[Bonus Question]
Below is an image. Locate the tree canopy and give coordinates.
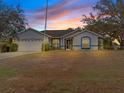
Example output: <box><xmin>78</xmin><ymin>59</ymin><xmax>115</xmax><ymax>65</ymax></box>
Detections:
<box><xmin>0</xmin><ymin>0</ymin><xmax>27</xmax><ymax>39</ymax></box>
<box><xmin>82</xmin><ymin>0</ymin><xmax>124</xmax><ymax>46</ymax></box>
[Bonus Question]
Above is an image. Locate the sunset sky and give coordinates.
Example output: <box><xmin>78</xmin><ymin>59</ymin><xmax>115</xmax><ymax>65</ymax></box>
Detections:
<box><xmin>4</xmin><ymin>0</ymin><xmax>98</xmax><ymax>31</ymax></box>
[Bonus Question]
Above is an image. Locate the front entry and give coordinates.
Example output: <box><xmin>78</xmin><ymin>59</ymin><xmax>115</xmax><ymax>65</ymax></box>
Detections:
<box><xmin>65</xmin><ymin>38</ymin><xmax>73</xmax><ymax>50</ymax></box>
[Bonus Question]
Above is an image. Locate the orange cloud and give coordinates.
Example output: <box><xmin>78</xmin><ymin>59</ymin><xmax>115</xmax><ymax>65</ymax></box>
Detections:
<box><xmin>48</xmin><ymin>17</ymin><xmax>86</xmax><ymax>30</ymax></box>
<box><xmin>48</xmin><ymin>10</ymin><xmax>71</xmax><ymax>20</ymax></box>
<box><xmin>25</xmin><ymin>0</ymin><xmax>93</xmax><ymax>30</ymax></box>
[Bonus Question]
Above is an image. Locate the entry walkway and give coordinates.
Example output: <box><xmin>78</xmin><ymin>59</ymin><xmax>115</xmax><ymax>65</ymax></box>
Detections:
<box><xmin>0</xmin><ymin>52</ymin><xmax>38</xmax><ymax>60</ymax></box>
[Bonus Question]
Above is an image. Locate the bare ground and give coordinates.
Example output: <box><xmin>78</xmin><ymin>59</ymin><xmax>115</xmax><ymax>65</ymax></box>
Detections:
<box><xmin>0</xmin><ymin>50</ymin><xmax>124</xmax><ymax>93</ymax></box>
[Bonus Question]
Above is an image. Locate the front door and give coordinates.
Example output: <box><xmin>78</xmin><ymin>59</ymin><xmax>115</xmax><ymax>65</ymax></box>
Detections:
<box><xmin>65</xmin><ymin>39</ymin><xmax>73</xmax><ymax>50</ymax></box>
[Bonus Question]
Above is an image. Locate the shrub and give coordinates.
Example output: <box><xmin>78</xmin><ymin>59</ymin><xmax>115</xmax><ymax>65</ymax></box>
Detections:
<box><xmin>10</xmin><ymin>43</ymin><xmax>18</xmax><ymax>52</ymax></box>
<box><xmin>103</xmin><ymin>38</ymin><xmax>112</xmax><ymax>50</ymax></box>
<box><xmin>42</xmin><ymin>43</ymin><xmax>50</xmax><ymax>51</ymax></box>
<box><xmin>0</xmin><ymin>42</ymin><xmax>7</xmax><ymax>53</ymax></box>
<box><xmin>0</xmin><ymin>41</ymin><xmax>18</xmax><ymax>52</ymax></box>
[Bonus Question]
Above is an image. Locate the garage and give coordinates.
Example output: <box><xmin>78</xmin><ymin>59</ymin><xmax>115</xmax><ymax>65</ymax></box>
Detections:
<box><xmin>15</xmin><ymin>28</ymin><xmax>49</xmax><ymax>52</ymax></box>
<box><xmin>17</xmin><ymin>40</ymin><xmax>43</xmax><ymax>52</ymax></box>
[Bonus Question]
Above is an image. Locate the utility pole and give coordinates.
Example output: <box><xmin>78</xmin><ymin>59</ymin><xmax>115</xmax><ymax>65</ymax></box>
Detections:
<box><xmin>44</xmin><ymin>0</ymin><xmax>48</xmax><ymax>31</ymax></box>
<box><xmin>43</xmin><ymin>0</ymin><xmax>48</xmax><ymax>51</ymax></box>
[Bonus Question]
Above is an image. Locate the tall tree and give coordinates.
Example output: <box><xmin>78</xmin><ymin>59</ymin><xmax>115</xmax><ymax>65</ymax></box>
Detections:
<box><xmin>0</xmin><ymin>0</ymin><xmax>27</xmax><ymax>40</ymax></box>
<box><xmin>82</xmin><ymin>0</ymin><xmax>124</xmax><ymax>47</ymax></box>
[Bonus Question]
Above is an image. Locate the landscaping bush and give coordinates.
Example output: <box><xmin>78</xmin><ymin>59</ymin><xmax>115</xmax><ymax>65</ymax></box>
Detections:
<box><xmin>10</xmin><ymin>43</ymin><xmax>18</xmax><ymax>52</ymax></box>
<box><xmin>103</xmin><ymin>38</ymin><xmax>112</xmax><ymax>50</ymax></box>
<box><xmin>0</xmin><ymin>41</ymin><xmax>18</xmax><ymax>52</ymax></box>
<box><xmin>0</xmin><ymin>43</ymin><xmax>7</xmax><ymax>53</ymax></box>
<box><xmin>42</xmin><ymin>43</ymin><xmax>50</xmax><ymax>51</ymax></box>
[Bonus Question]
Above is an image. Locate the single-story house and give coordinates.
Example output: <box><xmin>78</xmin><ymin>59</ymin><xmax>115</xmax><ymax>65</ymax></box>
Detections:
<box><xmin>15</xmin><ymin>28</ymin><xmax>103</xmax><ymax>52</ymax></box>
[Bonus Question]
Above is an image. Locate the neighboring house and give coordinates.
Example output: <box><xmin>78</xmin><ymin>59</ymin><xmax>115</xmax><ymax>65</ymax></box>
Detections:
<box><xmin>15</xmin><ymin>28</ymin><xmax>103</xmax><ymax>52</ymax></box>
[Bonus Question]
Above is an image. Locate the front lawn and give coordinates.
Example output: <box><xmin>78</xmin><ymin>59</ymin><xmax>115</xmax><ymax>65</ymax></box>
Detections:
<box><xmin>0</xmin><ymin>51</ymin><xmax>124</xmax><ymax>93</ymax></box>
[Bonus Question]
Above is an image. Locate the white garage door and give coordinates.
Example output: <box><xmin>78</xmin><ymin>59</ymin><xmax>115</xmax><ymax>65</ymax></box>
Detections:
<box><xmin>17</xmin><ymin>40</ymin><xmax>42</xmax><ymax>52</ymax></box>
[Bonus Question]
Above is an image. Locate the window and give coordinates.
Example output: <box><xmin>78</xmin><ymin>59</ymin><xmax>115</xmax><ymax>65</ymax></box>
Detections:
<box><xmin>82</xmin><ymin>37</ymin><xmax>91</xmax><ymax>49</ymax></box>
<box><xmin>52</xmin><ymin>39</ymin><xmax>60</xmax><ymax>48</ymax></box>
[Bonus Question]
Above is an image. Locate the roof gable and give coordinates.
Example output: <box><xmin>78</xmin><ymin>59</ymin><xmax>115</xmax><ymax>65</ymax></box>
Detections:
<box><xmin>42</xmin><ymin>30</ymin><xmax>75</xmax><ymax>37</ymax></box>
<box><xmin>63</xmin><ymin>30</ymin><xmax>103</xmax><ymax>38</ymax></box>
<box><xmin>16</xmin><ymin>28</ymin><xmax>45</xmax><ymax>40</ymax></box>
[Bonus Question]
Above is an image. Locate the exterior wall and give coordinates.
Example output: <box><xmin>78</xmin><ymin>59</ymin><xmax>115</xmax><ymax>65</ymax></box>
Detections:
<box><xmin>73</xmin><ymin>32</ymin><xmax>99</xmax><ymax>50</ymax></box>
<box><xmin>60</xmin><ymin>37</ymin><xmax>65</xmax><ymax>49</ymax></box>
<box><xmin>43</xmin><ymin>37</ymin><xmax>49</xmax><ymax>44</ymax></box>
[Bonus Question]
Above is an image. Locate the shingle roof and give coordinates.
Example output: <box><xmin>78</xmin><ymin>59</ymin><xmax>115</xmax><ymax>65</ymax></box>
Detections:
<box><xmin>41</xmin><ymin>30</ymin><xmax>75</xmax><ymax>37</ymax></box>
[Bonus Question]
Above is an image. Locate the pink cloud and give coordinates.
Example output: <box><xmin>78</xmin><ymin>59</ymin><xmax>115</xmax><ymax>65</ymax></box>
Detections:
<box><xmin>25</xmin><ymin>0</ymin><xmax>93</xmax><ymax>30</ymax></box>
<box><xmin>48</xmin><ymin>17</ymin><xmax>87</xmax><ymax>30</ymax></box>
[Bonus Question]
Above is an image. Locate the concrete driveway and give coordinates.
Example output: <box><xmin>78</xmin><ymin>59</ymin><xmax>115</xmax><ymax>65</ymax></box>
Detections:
<box><xmin>0</xmin><ymin>52</ymin><xmax>38</xmax><ymax>60</ymax></box>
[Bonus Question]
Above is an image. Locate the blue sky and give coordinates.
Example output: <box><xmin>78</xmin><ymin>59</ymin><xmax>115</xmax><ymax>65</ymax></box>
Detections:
<box><xmin>4</xmin><ymin>0</ymin><xmax>98</xmax><ymax>31</ymax></box>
